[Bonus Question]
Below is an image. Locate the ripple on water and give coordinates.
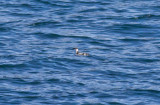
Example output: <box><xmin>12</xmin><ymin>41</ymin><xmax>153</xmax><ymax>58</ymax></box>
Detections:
<box><xmin>0</xmin><ymin>0</ymin><xmax>160</xmax><ymax>104</ymax></box>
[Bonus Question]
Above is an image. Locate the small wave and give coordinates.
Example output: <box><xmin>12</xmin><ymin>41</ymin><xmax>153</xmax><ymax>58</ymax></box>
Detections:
<box><xmin>89</xmin><ymin>41</ymin><xmax>108</xmax><ymax>47</ymax></box>
<box><xmin>79</xmin><ymin>7</ymin><xmax>106</xmax><ymax>13</ymax></box>
<box><xmin>95</xmin><ymin>93</ymin><xmax>113</xmax><ymax>98</ymax></box>
<box><xmin>46</xmin><ymin>78</ymin><xmax>60</xmax><ymax>83</ymax></box>
<box><xmin>10</xmin><ymin>12</ymin><xmax>34</xmax><ymax>17</ymax></box>
<box><xmin>131</xmin><ymin>88</ymin><xmax>160</xmax><ymax>95</ymax></box>
<box><xmin>113</xmin><ymin>23</ymin><xmax>152</xmax><ymax>30</ymax></box>
<box><xmin>0</xmin><ymin>42</ymin><xmax>6</xmax><ymax>46</ymax></box>
<box><xmin>119</xmin><ymin>37</ymin><xmax>152</xmax><ymax>42</ymax></box>
<box><xmin>0</xmin><ymin>63</ymin><xmax>26</xmax><ymax>68</ymax></box>
<box><xmin>34</xmin><ymin>32</ymin><xmax>64</xmax><ymax>39</ymax></box>
<box><xmin>78</xmin><ymin>1</ymin><xmax>103</xmax><ymax>5</ymax></box>
<box><xmin>126</xmin><ymin>58</ymin><xmax>160</xmax><ymax>63</ymax></box>
<box><xmin>132</xmin><ymin>14</ymin><xmax>160</xmax><ymax>20</ymax></box>
<box><xmin>35</xmin><ymin>0</ymin><xmax>72</xmax><ymax>8</ymax></box>
<box><xmin>0</xmin><ymin>27</ymin><xmax>12</xmax><ymax>32</ymax></box>
<box><xmin>34</xmin><ymin>32</ymin><xmax>95</xmax><ymax>41</ymax></box>
<box><xmin>108</xmin><ymin>102</ymin><xmax>125</xmax><ymax>105</ymax></box>
<box><xmin>29</xmin><ymin>21</ymin><xmax>61</xmax><ymax>28</ymax></box>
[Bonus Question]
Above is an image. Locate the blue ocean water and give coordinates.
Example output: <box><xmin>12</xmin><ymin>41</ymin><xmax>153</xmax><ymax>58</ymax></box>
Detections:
<box><xmin>0</xmin><ymin>0</ymin><xmax>160</xmax><ymax>104</ymax></box>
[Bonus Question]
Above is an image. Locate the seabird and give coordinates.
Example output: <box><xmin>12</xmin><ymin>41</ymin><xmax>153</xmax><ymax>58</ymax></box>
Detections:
<box><xmin>73</xmin><ymin>48</ymin><xmax>89</xmax><ymax>56</ymax></box>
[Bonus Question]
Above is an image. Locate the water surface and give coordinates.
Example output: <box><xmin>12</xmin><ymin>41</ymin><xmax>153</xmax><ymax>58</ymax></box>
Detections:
<box><xmin>0</xmin><ymin>0</ymin><xmax>160</xmax><ymax>104</ymax></box>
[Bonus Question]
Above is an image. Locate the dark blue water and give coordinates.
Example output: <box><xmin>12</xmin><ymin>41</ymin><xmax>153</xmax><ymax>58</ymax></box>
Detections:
<box><xmin>0</xmin><ymin>0</ymin><xmax>160</xmax><ymax>104</ymax></box>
